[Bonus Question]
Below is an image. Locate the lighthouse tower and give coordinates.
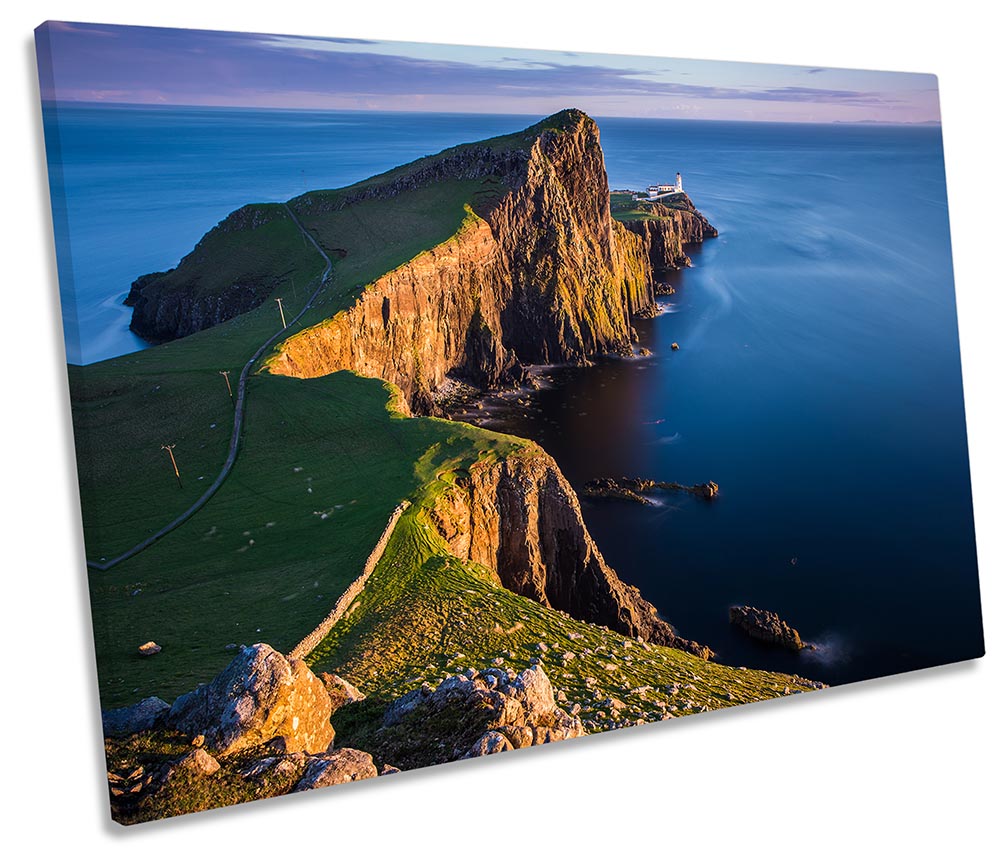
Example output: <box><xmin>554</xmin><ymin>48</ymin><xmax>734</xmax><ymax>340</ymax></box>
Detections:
<box><xmin>676</xmin><ymin>172</ymin><xmax>683</xmax><ymax>193</ymax></box>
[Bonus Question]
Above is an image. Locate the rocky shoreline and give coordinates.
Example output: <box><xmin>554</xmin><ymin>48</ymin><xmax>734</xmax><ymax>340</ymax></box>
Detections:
<box><xmin>582</xmin><ymin>476</ymin><xmax>720</xmax><ymax>504</ymax></box>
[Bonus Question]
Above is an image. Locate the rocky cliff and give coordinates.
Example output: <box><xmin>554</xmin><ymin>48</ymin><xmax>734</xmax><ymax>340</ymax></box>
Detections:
<box><xmin>618</xmin><ymin>197</ymin><xmax>719</xmax><ymax>274</ymax></box>
<box><xmin>426</xmin><ymin>448</ymin><xmax>713</xmax><ymax>658</ymax></box>
<box><xmin>125</xmin><ymin>205</ymin><xmax>292</xmax><ymax>342</ymax></box>
<box><xmin>266</xmin><ymin>110</ymin><xmax>676</xmax><ymax>413</ymax></box>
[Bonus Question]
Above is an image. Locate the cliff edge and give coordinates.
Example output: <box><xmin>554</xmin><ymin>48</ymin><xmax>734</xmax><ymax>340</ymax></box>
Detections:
<box><xmin>427</xmin><ymin>447</ymin><xmax>713</xmax><ymax>658</ymax></box>
<box><xmin>263</xmin><ymin>109</ymin><xmax>714</xmax><ymax>412</ymax></box>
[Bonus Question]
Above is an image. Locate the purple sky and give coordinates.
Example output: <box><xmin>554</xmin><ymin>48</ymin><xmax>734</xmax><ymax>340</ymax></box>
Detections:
<box><xmin>35</xmin><ymin>21</ymin><xmax>941</xmax><ymax>124</ymax></box>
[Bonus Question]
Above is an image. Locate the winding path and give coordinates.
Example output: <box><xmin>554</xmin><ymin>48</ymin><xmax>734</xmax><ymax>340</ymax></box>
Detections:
<box><xmin>87</xmin><ymin>204</ymin><xmax>333</xmax><ymax>571</ymax></box>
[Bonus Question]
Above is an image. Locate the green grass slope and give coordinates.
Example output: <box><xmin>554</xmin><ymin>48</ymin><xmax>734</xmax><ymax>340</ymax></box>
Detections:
<box><xmin>87</xmin><ymin>372</ymin><xmax>528</xmax><ymax>708</ymax></box>
<box><xmin>306</xmin><ymin>495</ymin><xmax>819</xmax><ymax>756</ymax></box>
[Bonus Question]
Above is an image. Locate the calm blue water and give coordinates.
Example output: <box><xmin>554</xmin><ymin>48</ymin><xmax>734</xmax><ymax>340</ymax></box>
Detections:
<box><xmin>43</xmin><ymin>105</ymin><xmax>983</xmax><ymax>684</ymax></box>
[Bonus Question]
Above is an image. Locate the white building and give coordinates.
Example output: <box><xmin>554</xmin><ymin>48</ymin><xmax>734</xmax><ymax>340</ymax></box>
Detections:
<box><xmin>646</xmin><ymin>172</ymin><xmax>684</xmax><ymax>199</ymax></box>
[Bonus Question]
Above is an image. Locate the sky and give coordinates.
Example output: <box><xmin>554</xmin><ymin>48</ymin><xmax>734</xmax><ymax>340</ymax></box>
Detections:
<box><xmin>35</xmin><ymin>21</ymin><xmax>941</xmax><ymax>124</ymax></box>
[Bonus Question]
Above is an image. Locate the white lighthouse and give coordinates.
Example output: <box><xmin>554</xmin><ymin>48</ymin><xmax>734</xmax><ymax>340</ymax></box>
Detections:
<box><xmin>644</xmin><ymin>172</ymin><xmax>685</xmax><ymax>200</ymax></box>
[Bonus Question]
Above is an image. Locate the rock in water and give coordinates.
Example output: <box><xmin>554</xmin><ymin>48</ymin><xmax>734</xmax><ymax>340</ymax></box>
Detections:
<box><xmin>729</xmin><ymin>605</ymin><xmax>810</xmax><ymax>651</ymax></box>
<box><xmin>693</xmin><ymin>481</ymin><xmax>719</xmax><ymax>500</ymax></box>
<box><xmin>167</xmin><ymin>643</ymin><xmax>334</xmax><ymax>757</ymax></box>
<box><xmin>138</xmin><ymin>641</ymin><xmax>161</xmax><ymax>656</ymax></box>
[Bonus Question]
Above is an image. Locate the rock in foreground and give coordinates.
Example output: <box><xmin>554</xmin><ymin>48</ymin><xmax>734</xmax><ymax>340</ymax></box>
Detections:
<box><xmin>293</xmin><ymin>748</ymin><xmax>379</xmax><ymax>792</ymax></box>
<box><xmin>375</xmin><ymin>664</ymin><xmax>583</xmax><ymax>769</ymax></box>
<box><xmin>729</xmin><ymin>605</ymin><xmax>812</xmax><ymax>652</ymax></box>
<box><xmin>167</xmin><ymin>644</ymin><xmax>334</xmax><ymax>757</ymax></box>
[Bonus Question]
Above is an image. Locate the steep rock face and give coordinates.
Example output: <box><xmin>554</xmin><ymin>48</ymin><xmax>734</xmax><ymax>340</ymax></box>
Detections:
<box><xmin>267</xmin><ymin>216</ymin><xmax>515</xmax><ymax>414</ymax></box>
<box><xmin>427</xmin><ymin>449</ymin><xmax>713</xmax><ymax>658</ymax></box>
<box><xmin>166</xmin><ymin>644</ymin><xmax>334</xmax><ymax>757</ymax></box>
<box><xmin>619</xmin><ymin>197</ymin><xmax>719</xmax><ymax>274</ymax></box>
<box><xmin>267</xmin><ymin>110</ymin><xmax>657</xmax><ymax>413</ymax></box>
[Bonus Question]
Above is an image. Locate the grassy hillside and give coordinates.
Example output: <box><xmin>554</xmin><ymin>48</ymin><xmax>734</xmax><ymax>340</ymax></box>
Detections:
<box><xmin>308</xmin><ymin>497</ymin><xmax>818</xmax><ymax>747</ymax></box>
<box><xmin>75</xmin><ymin>154</ymin><xmax>524</xmax><ymax>708</ymax></box>
<box><xmin>87</xmin><ymin>371</ymin><xmax>528</xmax><ymax>708</ymax></box>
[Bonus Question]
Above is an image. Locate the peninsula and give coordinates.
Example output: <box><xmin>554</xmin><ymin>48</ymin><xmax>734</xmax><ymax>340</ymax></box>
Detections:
<box><xmin>74</xmin><ymin>110</ymin><xmax>820</xmax><ymax>823</ymax></box>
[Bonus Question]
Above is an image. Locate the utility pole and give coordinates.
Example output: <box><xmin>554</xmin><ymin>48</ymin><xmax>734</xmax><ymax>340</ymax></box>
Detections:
<box><xmin>276</xmin><ymin>297</ymin><xmax>287</xmax><ymax>329</ymax></box>
<box><xmin>161</xmin><ymin>444</ymin><xmax>182</xmax><ymax>489</ymax></box>
<box><xmin>219</xmin><ymin>370</ymin><xmax>232</xmax><ymax>398</ymax></box>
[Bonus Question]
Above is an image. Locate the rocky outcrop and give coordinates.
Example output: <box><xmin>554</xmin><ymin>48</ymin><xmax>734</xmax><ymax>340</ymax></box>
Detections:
<box><xmin>375</xmin><ymin>664</ymin><xmax>583</xmax><ymax>769</ymax></box>
<box><xmin>729</xmin><ymin>606</ymin><xmax>813</xmax><ymax>651</ymax></box>
<box><xmin>618</xmin><ymin>196</ymin><xmax>718</xmax><ymax>274</ymax></box>
<box><xmin>427</xmin><ymin>449</ymin><xmax>713</xmax><ymax>658</ymax></box>
<box><xmin>166</xmin><ymin>644</ymin><xmax>334</xmax><ymax>757</ymax></box>
<box><xmin>267</xmin><ymin>110</ymin><xmax>683</xmax><ymax>414</ymax></box>
<box><xmin>125</xmin><ymin>205</ymin><xmax>289</xmax><ymax>343</ymax></box>
<box><xmin>582</xmin><ymin>476</ymin><xmax>719</xmax><ymax>504</ymax></box>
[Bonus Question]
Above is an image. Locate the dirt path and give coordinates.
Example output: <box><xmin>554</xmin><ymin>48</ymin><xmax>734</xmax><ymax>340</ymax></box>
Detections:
<box><xmin>87</xmin><ymin>204</ymin><xmax>333</xmax><ymax>571</ymax></box>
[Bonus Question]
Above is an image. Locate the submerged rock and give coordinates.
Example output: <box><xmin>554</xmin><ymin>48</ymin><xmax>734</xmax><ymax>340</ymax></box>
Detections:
<box><xmin>729</xmin><ymin>605</ymin><xmax>813</xmax><ymax>652</ymax></box>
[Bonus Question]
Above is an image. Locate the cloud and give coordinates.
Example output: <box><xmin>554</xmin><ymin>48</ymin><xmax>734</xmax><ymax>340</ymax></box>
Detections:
<box><xmin>37</xmin><ymin>22</ymin><xmax>922</xmax><ymax>119</ymax></box>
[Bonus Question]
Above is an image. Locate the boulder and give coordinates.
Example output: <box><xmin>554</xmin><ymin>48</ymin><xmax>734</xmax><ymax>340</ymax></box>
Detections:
<box><xmin>464</xmin><ymin>731</ymin><xmax>514</xmax><ymax>758</ymax></box>
<box><xmin>692</xmin><ymin>481</ymin><xmax>720</xmax><ymax>500</ymax></box>
<box><xmin>138</xmin><ymin>641</ymin><xmax>161</xmax><ymax>656</ymax></box>
<box><xmin>167</xmin><ymin>643</ymin><xmax>334</xmax><ymax>757</ymax></box>
<box><xmin>379</xmin><ymin>664</ymin><xmax>583</xmax><ymax>767</ymax></box>
<box><xmin>102</xmin><ymin>696</ymin><xmax>170</xmax><ymax>737</ymax></box>
<box><xmin>171</xmin><ymin>748</ymin><xmax>220</xmax><ymax>777</ymax></box>
<box><xmin>318</xmin><ymin>672</ymin><xmax>366</xmax><ymax>712</ymax></box>
<box><xmin>729</xmin><ymin>605</ymin><xmax>811</xmax><ymax>651</ymax></box>
<box><xmin>239</xmin><ymin>753</ymin><xmax>308</xmax><ymax>781</ymax></box>
<box><xmin>293</xmin><ymin>749</ymin><xmax>378</xmax><ymax>791</ymax></box>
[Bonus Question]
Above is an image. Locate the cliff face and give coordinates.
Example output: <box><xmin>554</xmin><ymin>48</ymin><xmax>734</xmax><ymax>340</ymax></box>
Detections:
<box><xmin>266</xmin><ymin>110</ymin><xmax>658</xmax><ymax>412</ymax></box>
<box><xmin>125</xmin><ymin>205</ymin><xmax>297</xmax><ymax>343</ymax></box>
<box><xmin>618</xmin><ymin>197</ymin><xmax>719</xmax><ymax>274</ymax></box>
<box><xmin>427</xmin><ymin>449</ymin><xmax>713</xmax><ymax>659</ymax></box>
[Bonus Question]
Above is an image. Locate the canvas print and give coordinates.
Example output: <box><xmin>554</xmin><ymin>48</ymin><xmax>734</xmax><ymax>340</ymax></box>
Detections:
<box><xmin>35</xmin><ymin>21</ymin><xmax>983</xmax><ymax>824</ymax></box>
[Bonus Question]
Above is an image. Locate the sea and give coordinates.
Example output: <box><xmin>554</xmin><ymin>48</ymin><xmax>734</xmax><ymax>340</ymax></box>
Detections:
<box><xmin>41</xmin><ymin>103</ymin><xmax>983</xmax><ymax>685</ymax></box>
